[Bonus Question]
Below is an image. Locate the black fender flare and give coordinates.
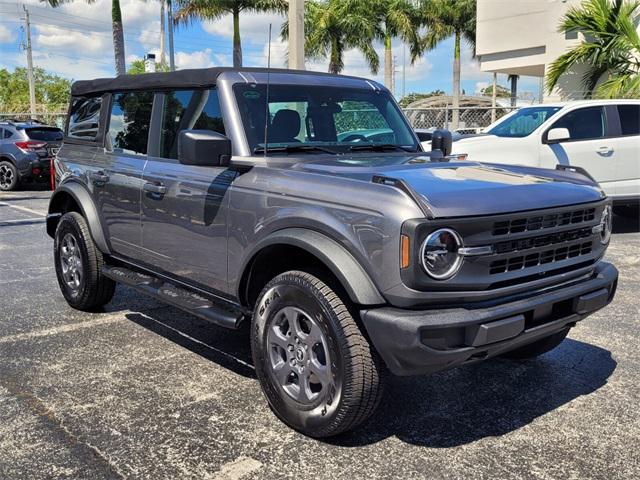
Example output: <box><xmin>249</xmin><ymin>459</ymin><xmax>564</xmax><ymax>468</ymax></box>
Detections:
<box><xmin>240</xmin><ymin>228</ymin><xmax>386</xmax><ymax>306</ymax></box>
<box><xmin>47</xmin><ymin>182</ymin><xmax>111</xmax><ymax>254</ymax></box>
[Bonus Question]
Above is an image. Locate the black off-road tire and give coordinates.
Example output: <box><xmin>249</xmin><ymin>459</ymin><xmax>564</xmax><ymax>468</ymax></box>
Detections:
<box><xmin>501</xmin><ymin>329</ymin><xmax>569</xmax><ymax>360</ymax></box>
<box><xmin>54</xmin><ymin>212</ymin><xmax>116</xmax><ymax>310</ymax></box>
<box><xmin>251</xmin><ymin>271</ymin><xmax>386</xmax><ymax>437</ymax></box>
<box><xmin>0</xmin><ymin>161</ymin><xmax>19</xmax><ymax>191</ymax></box>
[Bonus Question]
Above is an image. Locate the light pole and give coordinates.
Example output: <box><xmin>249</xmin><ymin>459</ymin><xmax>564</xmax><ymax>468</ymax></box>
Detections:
<box><xmin>288</xmin><ymin>0</ymin><xmax>304</xmax><ymax>70</ymax></box>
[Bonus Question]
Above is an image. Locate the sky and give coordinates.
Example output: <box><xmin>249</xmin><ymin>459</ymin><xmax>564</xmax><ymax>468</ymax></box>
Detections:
<box><xmin>0</xmin><ymin>0</ymin><xmax>542</xmax><ymax>101</ymax></box>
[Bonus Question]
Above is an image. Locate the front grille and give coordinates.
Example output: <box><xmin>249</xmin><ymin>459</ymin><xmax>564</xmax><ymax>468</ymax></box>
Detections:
<box><xmin>490</xmin><ymin>241</ymin><xmax>593</xmax><ymax>274</ymax></box>
<box><xmin>494</xmin><ymin>226</ymin><xmax>593</xmax><ymax>254</ymax></box>
<box><xmin>492</xmin><ymin>208</ymin><xmax>596</xmax><ymax>235</ymax></box>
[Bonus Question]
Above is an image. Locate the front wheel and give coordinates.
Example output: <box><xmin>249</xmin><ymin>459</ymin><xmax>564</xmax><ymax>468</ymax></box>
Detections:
<box><xmin>251</xmin><ymin>271</ymin><xmax>385</xmax><ymax>437</ymax></box>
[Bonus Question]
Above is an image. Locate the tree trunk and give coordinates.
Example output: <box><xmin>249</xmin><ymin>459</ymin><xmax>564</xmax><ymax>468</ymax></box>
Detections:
<box><xmin>451</xmin><ymin>31</ymin><xmax>460</xmax><ymax>130</ymax></box>
<box><xmin>510</xmin><ymin>75</ymin><xmax>518</xmax><ymax>107</ymax></box>
<box><xmin>233</xmin><ymin>8</ymin><xmax>242</xmax><ymax>67</ymax></box>
<box><xmin>384</xmin><ymin>33</ymin><xmax>393</xmax><ymax>90</ymax></box>
<box><xmin>329</xmin><ymin>37</ymin><xmax>340</xmax><ymax>74</ymax></box>
<box><xmin>491</xmin><ymin>71</ymin><xmax>497</xmax><ymax>123</ymax></box>
<box><xmin>112</xmin><ymin>0</ymin><xmax>126</xmax><ymax>76</ymax></box>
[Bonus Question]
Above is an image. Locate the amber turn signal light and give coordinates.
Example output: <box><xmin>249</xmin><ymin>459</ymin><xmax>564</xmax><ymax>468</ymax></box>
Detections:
<box><xmin>400</xmin><ymin>235</ymin><xmax>410</xmax><ymax>269</ymax></box>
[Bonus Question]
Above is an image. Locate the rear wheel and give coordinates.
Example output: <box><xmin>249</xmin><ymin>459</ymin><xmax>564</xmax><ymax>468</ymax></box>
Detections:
<box><xmin>54</xmin><ymin>212</ymin><xmax>116</xmax><ymax>310</ymax></box>
<box><xmin>501</xmin><ymin>329</ymin><xmax>569</xmax><ymax>360</ymax></box>
<box><xmin>0</xmin><ymin>161</ymin><xmax>18</xmax><ymax>191</ymax></box>
<box><xmin>251</xmin><ymin>271</ymin><xmax>385</xmax><ymax>437</ymax></box>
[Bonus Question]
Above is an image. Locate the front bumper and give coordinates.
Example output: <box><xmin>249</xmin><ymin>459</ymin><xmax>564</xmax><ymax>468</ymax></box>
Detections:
<box><xmin>361</xmin><ymin>261</ymin><xmax>618</xmax><ymax>376</ymax></box>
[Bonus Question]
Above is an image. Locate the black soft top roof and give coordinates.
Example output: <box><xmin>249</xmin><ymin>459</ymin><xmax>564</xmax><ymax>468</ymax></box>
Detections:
<box><xmin>70</xmin><ymin>67</ymin><xmax>352</xmax><ymax>96</ymax></box>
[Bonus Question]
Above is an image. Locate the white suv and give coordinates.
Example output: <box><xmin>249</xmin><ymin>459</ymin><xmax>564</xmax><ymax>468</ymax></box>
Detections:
<box><xmin>440</xmin><ymin>100</ymin><xmax>640</xmax><ymax>217</ymax></box>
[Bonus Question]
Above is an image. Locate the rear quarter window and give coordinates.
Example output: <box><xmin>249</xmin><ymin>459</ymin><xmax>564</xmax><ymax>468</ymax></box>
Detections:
<box><xmin>68</xmin><ymin>96</ymin><xmax>102</xmax><ymax>140</ymax></box>
<box><xmin>617</xmin><ymin>105</ymin><xmax>640</xmax><ymax>136</ymax></box>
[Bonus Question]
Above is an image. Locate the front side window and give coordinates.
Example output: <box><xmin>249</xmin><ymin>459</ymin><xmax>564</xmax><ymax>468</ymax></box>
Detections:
<box><xmin>68</xmin><ymin>96</ymin><xmax>102</xmax><ymax>140</ymax></box>
<box><xmin>159</xmin><ymin>89</ymin><xmax>225</xmax><ymax>159</ymax></box>
<box><xmin>617</xmin><ymin>105</ymin><xmax>640</xmax><ymax>136</ymax></box>
<box><xmin>487</xmin><ymin>106</ymin><xmax>561</xmax><ymax>138</ymax></box>
<box><xmin>234</xmin><ymin>84</ymin><xmax>418</xmax><ymax>155</ymax></box>
<box><xmin>108</xmin><ymin>92</ymin><xmax>154</xmax><ymax>155</ymax></box>
<box><xmin>551</xmin><ymin>106</ymin><xmax>606</xmax><ymax>141</ymax></box>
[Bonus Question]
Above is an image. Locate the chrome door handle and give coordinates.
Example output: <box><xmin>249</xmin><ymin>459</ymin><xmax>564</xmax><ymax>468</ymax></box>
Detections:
<box><xmin>89</xmin><ymin>171</ymin><xmax>109</xmax><ymax>184</ymax></box>
<box><xmin>597</xmin><ymin>146</ymin><xmax>613</xmax><ymax>155</ymax></box>
<box><xmin>143</xmin><ymin>182</ymin><xmax>167</xmax><ymax>195</ymax></box>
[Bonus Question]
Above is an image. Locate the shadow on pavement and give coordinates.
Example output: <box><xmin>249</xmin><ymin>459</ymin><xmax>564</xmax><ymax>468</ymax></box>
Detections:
<box><xmin>334</xmin><ymin>338</ymin><xmax>615</xmax><ymax>448</ymax></box>
<box><xmin>124</xmin><ymin>307</ymin><xmax>615</xmax><ymax>448</ymax></box>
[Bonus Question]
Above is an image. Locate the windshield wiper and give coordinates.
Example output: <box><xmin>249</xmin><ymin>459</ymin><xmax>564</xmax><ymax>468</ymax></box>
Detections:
<box><xmin>348</xmin><ymin>143</ymin><xmax>415</xmax><ymax>152</ymax></box>
<box><xmin>253</xmin><ymin>144</ymin><xmax>337</xmax><ymax>155</ymax></box>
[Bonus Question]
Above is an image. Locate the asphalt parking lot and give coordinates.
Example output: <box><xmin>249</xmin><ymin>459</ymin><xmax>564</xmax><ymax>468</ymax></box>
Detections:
<box><xmin>0</xmin><ymin>188</ymin><xmax>638</xmax><ymax>480</ymax></box>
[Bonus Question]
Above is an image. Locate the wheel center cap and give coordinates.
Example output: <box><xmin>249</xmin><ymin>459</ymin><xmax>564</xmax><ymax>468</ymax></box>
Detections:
<box><xmin>295</xmin><ymin>347</ymin><xmax>305</xmax><ymax>362</ymax></box>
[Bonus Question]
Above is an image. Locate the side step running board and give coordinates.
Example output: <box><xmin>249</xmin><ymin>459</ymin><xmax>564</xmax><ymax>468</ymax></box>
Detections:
<box><xmin>101</xmin><ymin>265</ymin><xmax>244</xmax><ymax>329</ymax></box>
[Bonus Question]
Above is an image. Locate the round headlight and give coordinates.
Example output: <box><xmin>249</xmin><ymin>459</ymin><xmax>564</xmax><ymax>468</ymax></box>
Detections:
<box><xmin>600</xmin><ymin>205</ymin><xmax>612</xmax><ymax>244</ymax></box>
<box><xmin>420</xmin><ymin>228</ymin><xmax>464</xmax><ymax>280</ymax></box>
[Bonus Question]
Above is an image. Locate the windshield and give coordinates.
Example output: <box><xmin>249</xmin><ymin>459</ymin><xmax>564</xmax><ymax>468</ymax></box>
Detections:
<box><xmin>487</xmin><ymin>106</ymin><xmax>562</xmax><ymax>138</ymax></box>
<box><xmin>233</xmin><ymin>84</ymin><xmax>419</xmax><ymax>154</ymax></box>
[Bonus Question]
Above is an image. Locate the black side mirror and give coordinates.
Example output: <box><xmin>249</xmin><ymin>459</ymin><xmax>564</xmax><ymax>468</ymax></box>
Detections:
<box><xmin>178</xmin><ymin>130</ymin><xmax>231</xmax><ymax>166</ymax></box>
<box><xmin>431</xmin><ymin>129</ymin><xmax>453</xmax><ymax>156</ymax></box>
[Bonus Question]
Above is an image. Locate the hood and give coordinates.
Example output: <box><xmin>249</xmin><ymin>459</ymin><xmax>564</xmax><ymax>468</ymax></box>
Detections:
<box><xmin>290</xmin><ymin>154</ymin><xmax>605</xmax><ymax>218</ymax></box>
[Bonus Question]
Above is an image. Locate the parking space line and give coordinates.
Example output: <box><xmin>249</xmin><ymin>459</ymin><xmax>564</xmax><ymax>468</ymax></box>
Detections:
<box><xmin>213</xmin><ymin>456</ymin><xmax>263</xmax><ymax>480</ymax></box>
<box><xmin>0</xmin><ymin>201</ymin><xmax>46</xmax><ymax>217</ymax></box>
<box><xmin>0</xmin><ymin>316</ymin><xmax>124</xmax><ymax>344</ymax></box>
<box><xmin>0</xmin><ymin>217</ymin><xmax>46</xmax><ymax>226</ymax></box>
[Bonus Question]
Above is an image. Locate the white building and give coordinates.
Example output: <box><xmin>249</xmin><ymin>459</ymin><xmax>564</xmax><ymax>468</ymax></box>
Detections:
<box><xmin>475</xmin><ymin>0</ymin><xmax>609</xmax><ymax>102</ymax></box>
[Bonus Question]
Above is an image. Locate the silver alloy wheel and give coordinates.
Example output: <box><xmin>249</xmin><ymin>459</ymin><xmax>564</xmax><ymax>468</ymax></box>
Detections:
<box><xmin>60</xmin><ymin>233</ymin><xmax>83</xmax><ymax>295</ymax></box>
<box><xmin>0</xmin><ymin>164</ymin><xmax>14</xmax><ymax>189</ymax></box>
<box><xmin>267</xmin><ymin>306</ymin><xmax>333</xmax><ymax>405</ymax></box>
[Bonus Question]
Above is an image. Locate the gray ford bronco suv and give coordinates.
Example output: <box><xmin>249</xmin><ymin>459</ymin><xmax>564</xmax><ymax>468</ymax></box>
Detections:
<box><xmin>48</xmin><ymin>68</ymin><xmax>618</xmax><ymax>437</ymax></box>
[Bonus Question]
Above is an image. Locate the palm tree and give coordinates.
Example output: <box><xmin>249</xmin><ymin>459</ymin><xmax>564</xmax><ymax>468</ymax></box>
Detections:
<box><xmin>546</xmin><ymin>0</ymin><xmax>640</xmax><ymax>99</ymax></box>
<box><xmin>283</xmin><ymin>0</ymin><xmax>381</xmax><ymax>75</ymax></box>
<box><xmin>416</xmin><ymin>0</ymin><xmax>476</xmax><ymax>129</ymax></box>
<box><xmin>375</xmin><ymin>0</ymin><xmax>422</xmax><ymax>90</ymax></box>
<box><xmin>43</xmin><ymin>0</ymin><xmax>127</xmax><ymax>76</ymax></box>
<box><xmin>174</xmin><ymin>0</ymin><xmax>287</xmax><ymax>68</ymax></box>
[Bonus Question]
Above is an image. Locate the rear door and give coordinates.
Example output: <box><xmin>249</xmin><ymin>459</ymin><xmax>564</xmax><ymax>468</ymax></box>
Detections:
<box><xmin>539</xmin><ymin>105</ymin><xmax>618</xmax><ymax>196</ymax></box>
<box><xmin>140</xmin><ymin>88</ymin><xmax>235</xmax><ymax>293</ymax></box>
<box><xmin>611</xmin><ymin>103</ymin><xmax>640</xmax><ymax>199</ymax></box>
<box><xmin>94</xmin><ymin>91</ymin><xmax>154</xmax><ymax>260</ymax></box>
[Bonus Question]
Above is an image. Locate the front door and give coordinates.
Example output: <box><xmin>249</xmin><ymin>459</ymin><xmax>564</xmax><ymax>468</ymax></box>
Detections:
<box><xmin>139</xmin><ymin>88</ymin><xmax>234</xmax><ymax>293</ymax></box>
<box><xmin>539</xmin><ymin>106</ymin><xmax>618</xmax><ymax>197</ymax></box>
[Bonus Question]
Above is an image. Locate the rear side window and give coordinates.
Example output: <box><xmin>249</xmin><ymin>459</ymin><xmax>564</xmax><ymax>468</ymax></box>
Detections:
<box><xmin>26</xmin><ymin>128</ymin><xmax>63</xmax><ymax>141</ymax></box>
<box><xmin>3</xmin><ymin>129</ymin><xmax>14</xmax><ymax>139</ymax></box>
<box><xmin>68</xmin><ymin>96</ymin><xmax>102</xmax><ymax>140</ymax></box>
<box><xmin>108</xmin><ymin>91</ymin><xmax>154</xmax><ymax>156</ymax></box>
<box><xmin>551</xmin><ymin>106</ymin><xmax>605</xmax><ymax>141</ymax></box>
<box><xmin>617</xmin><ymin>105</ymin><xmax>640</xmax><ymax>136</ymax></box>
<box><xmin>159</xmin><ymin>89</ymin><xmax>225</xmax><ymax>159</ymax></box>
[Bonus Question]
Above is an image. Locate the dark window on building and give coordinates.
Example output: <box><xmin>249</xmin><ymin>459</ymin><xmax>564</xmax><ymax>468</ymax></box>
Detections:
<box><xmin>159</xmin><ymin>89</ymin><xmax>225</xmax><ymax>159</ymax></box>
<box><xmin>108</xmin><ymin>91</ymin><xmax>154</xmax><ymax>155</ymax></box>
<box><xmin>617</xmin><ymin>105</ymin><xmax>640</xmax><ymax>136</ymax></box>
<box><xmin>552</xmin><ymin>106</ymin><xmax>606</xmax><ymax>141</ymax></box>
<box><xmin>68</xmin><ymin>96</ymin><xmax>102</xmax><ymax>140</ymax></box>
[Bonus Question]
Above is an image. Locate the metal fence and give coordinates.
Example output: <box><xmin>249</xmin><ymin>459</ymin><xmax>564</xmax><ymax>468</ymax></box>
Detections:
<box><xmin>1</xmin><ymin>105</ymin><xmax>519</xmax><ymax>135</ymax></box>
<box><xmin>0</xmin><ymin>104</ymin><xmax>67</xmax><ymax>129</ymax></box>
<box><xmin>402</xmin><ymin>106</ymin><xmax>518</xmax><ymax>133</ymax></box>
